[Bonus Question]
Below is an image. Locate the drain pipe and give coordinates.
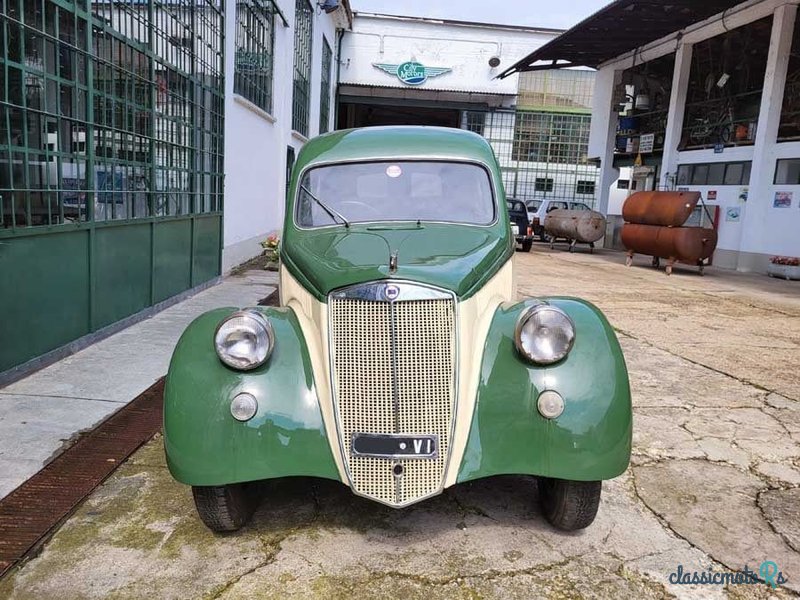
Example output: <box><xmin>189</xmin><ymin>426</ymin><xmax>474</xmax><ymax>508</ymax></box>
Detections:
<box><xmin>334</xmin><ymin>29</ymin><xmax>345</xmax><ymax>130</ymax></box>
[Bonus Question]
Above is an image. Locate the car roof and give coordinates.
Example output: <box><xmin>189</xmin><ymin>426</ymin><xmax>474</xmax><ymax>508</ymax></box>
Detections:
<box><xmin>294</xmin><ymin>126</ymin><xmax>499</xmax><ymax>173</ymax></box>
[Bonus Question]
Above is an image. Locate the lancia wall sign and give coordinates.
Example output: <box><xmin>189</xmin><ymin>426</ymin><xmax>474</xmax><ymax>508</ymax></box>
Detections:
<box><xmin>373</xmin><ymin>61</ymin><xmax>452</xmax><ymax>86</ymax></box>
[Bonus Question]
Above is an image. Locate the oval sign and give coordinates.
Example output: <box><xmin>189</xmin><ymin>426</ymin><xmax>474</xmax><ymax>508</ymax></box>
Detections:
<box><xmin>397</xmin><ymin>62</ymin><xmax>427</xmax><ymax>86</ymax></box>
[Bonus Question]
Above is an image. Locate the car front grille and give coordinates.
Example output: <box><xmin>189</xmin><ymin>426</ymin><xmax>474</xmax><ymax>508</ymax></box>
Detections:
<box><xmin>329</xmin><ymin>282</ymin><xmax>456</xmax><ymax>506</ymax></box>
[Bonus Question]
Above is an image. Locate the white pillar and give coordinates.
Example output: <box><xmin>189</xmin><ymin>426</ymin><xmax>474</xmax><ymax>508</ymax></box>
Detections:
<box><xmin>737</xmin><ymin>3</ymin><xmax>797</xmax><ymax>270</ymax></box>
<box><xmin>660</xmin><ymin>41</ymin><xmax>693</xmax><ymax>189</ymax></box>
<box><xmin>590</xmin><ymin>66</ymin><xmax>621</xmax><ymax>217</ymax></box>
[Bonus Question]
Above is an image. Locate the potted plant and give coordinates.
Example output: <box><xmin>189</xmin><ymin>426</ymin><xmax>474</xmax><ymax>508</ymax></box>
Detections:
<box><xmin>260</xmin><ymin>233</ymin><xmax>280</xmax><ymax>271</ymax></box>
<box><xmin>768</xmin><ymin>256</ymin><xmax>800</xmax><ymax>280</ymax></box>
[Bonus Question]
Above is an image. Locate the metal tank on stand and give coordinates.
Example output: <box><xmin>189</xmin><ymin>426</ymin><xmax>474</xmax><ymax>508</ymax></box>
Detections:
<box><xmin>621</xmin><ymin>191</ymin><xmax>718</xmax><ymax>275</ymax></box>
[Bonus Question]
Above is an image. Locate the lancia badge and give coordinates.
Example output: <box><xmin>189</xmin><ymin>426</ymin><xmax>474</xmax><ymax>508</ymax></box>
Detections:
<box><xmin>384</xmin><ymin>284</ymin><xmax>400</xmax><ymax>301</ymax></box>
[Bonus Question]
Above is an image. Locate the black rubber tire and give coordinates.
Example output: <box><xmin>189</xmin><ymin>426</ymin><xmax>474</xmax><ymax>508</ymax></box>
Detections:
<box><xmin>521</xmin><ymin>239</ymin><xmax>533</xmax><ymax>252</ymax></box>
<box><xmin>192</xmin><ymin>483</ymin><xmax>261</xmax><ymax>532</ymax></box>
<box><xmin>539</xmin><ymin>478</ymin><xmax>602</xmax><ymax>531</ymax></box>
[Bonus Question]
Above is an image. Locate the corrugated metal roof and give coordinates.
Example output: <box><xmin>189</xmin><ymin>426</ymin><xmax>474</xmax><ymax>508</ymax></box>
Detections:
<box><xmin>498</xmin><ymin>0</ymin><xmax>747</xmax><ymax>77</ymax></box>
<box><xmin>353</xmin><ymin>11</ymin><xmax>565</xmax><ymax>35</ymax></box>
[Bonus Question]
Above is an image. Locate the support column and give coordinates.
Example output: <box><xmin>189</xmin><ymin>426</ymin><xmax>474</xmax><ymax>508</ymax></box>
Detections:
<box><xmin>737</xmin><ymin>3</ymin><xmax>797</xmax><ymax>270</ymax></box>
<box><xmin>660</xmin><ymin>40</ymin><xmax>693</xmax><ymax>189</ymax></box>
<box><xmin>590</xmin><ymin>67</ymin><xmax>621</xmax><ymax>217</ymax></box>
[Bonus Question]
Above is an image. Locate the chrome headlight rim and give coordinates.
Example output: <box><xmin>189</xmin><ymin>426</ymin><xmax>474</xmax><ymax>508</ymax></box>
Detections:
<box><xmin>214</xmin><ymin>310</ymin><xmax>275</xmax><ymax>371</ymax></box>
<box><xmin>514</xmin><ymin>303</ymin><xmax>576</xmax><ymax>365</ymax></box>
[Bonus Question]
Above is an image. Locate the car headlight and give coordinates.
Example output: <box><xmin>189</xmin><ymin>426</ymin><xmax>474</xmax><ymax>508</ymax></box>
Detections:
<box><xmin>514</xmin><ymin>304</ymin><xmax>575</xmax><ymax>365</ymax></box>
<box><xmin>214</xmin><ymin>310</ymin><xmax>274</xmax><ymax>370</ymax></box>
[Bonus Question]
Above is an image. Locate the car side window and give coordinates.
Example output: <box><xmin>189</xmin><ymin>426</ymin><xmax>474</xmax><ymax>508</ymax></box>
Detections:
<box><xmin>546</xmin><ymin>202</ymin><xmax>567</xmax><ymax>213</ymax></box>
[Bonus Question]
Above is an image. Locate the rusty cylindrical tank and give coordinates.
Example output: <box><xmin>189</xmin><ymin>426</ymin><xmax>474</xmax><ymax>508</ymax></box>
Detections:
<box><xmin>621</xmin><ymin>191</ymin><xmax>718</xmax><ymax>275</ymax></box>
<box><xmin>621</xmin><ymin>224</ymin><xmax>718</xmax><ymax>263</ymax></box>
<box><xmin>622</xmin><ymin>190</ymin><xmax>701</xmax><ymax>226</ymax></box>
<box><xmin>544</xmin><ymin>209</ymin><xmax>607</xmax><ymax>250</ymax></box>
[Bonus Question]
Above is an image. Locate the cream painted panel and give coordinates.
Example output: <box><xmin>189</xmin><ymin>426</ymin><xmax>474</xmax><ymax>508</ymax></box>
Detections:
<box><xmin>445</xmin><ymin>258</ymin><xmax>515</xmax><ymax>487</ymax></box>
<box><xmin>279</xmin><ymin>267</ymin><xmax>349</xmax><ymax>483</ymax></box>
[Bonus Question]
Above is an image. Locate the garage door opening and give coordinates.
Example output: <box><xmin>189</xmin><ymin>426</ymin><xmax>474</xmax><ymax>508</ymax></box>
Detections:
<box><xmin>338</xmin><ymin>102</ymin><xmax>461</xmax><ymax>129</ymax></box>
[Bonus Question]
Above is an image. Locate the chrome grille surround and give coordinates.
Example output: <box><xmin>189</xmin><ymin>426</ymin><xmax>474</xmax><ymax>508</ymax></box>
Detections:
<box><xmin>328</xmin><ymin>281</ymin><xmax>457</xmax><ymax>507</ymax></box>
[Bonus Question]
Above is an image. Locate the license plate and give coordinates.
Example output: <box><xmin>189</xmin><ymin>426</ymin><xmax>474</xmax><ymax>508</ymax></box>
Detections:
<box><xmin>351</xmin><ymin>433</ymin><xmax>438</xmax><ymax>459</ymax></box>
<box><xmin>511</xmin><ymin>224</ymin><xmax>520</xmax><ymax>235</ymax></box>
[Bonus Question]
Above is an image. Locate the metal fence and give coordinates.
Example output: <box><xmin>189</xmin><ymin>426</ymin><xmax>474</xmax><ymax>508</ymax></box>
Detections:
<box><xmin>461</xmin><ymin>69</ymin><xmax>600</xmax><ymax>208</ymax></box>
<box><xmin>0</xmin><ymin>0</ymin><xmax>225</xmax><ymax>374</ymax></box>
<box><xmin>462</xmin><ymin>109</ymin><xmax>599</xmax><ymax>208</ymax></box>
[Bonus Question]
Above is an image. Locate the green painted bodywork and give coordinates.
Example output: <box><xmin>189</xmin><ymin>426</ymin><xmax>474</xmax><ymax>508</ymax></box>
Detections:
<box><xmin>458</xmin><ymin>298</ymin><xmax>632</xmax><ymax>483</ymax></box>
<box><xmin>281</xmin><ymin>127</ymin><xmax>514</xmax><ymax>301</ymax></box>
<box><xmin>164</xmin><ymin>127</ymin><xmax>631</xmax><ymax>492</ymax></box>
<box><xmin>164</xmin><ymin>306</ymin><xmax>340</xmax><ymax>485</ymax></box>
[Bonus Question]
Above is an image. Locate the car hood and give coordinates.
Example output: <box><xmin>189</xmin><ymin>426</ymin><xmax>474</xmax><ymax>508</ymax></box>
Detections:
<box><xmin>282</xmin><ymin>223</ymin><xmax>512</xmax><ymax>301</ymax></box>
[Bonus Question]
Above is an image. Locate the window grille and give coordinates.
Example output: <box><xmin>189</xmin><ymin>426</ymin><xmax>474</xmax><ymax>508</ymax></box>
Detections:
<box><xmin>0</xmin><ymin>0</ymin><xmax>225</xmax><ymax>227</ymax></box>
<box><xmin>292</xmin><ymin>0</ymin><xmax>313</xmax><ymax>136</ymax></box>
<box><xmin>319</xmin><ymin>38</ymin><xmax>332</xmax><ymax>134</ymax></box>
<box><xmin>234</xmin><ymin>0</ymin><xmax>275</xmax><ymax>115</ymax></box>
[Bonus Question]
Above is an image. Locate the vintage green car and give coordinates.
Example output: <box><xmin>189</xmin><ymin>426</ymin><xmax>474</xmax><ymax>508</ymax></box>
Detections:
<box><xmin>164</xmin><ymin>126</ymin><xmax>632</xmax><ymax>533</ymax></box>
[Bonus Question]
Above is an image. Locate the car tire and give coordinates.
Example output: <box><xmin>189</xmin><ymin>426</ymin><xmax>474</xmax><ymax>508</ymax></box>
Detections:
<box><xmin>192</xmin><ymin>483</ymin><xmax>261</xmax><ymax>532</ymax></box>
<box><xmin>521</xmin><ymin>239</ymin><xmax>533</xmax><ymax>252</ymax></box>
<box><xmin>538</xmin><ymin>478</ymin><xmax>601</xmax><ymax>531</ymax></box>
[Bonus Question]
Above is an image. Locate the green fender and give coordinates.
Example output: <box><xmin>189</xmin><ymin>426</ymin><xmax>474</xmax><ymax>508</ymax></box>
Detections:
<box><xmin>163</xmin><ymin>306</ymin><xmax>341</xmax><ymax>486</ymax></box>
<box><xmin>457</xmin><ymin>298</ymin><xmax>632</xmax><ymax>483</ymax></box>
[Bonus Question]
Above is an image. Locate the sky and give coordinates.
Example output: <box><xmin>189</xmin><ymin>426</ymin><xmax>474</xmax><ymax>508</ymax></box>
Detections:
<box><xmin>347</xmin><ymin>0</ymin><xmax>611</xmax><ymax>31</ymax></box>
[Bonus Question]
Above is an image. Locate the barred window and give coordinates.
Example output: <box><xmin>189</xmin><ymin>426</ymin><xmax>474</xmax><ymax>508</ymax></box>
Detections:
<box><xmin>576</xmin><ymin>180</ymin><xmax>595</xmax><ymax>195</ymax></box>
<box><xmin>292</xmin><ymin>0</ymin><xmax>313</xmax><ymax>136</ymax></box>
<box><xmin>462</xmin><ymin>111</ymin><xmax>486</xmax><ymax>136</ymax></box>
<box><xmin>1</xmin><ymin>0</ymin><xmax>224</xmax><ymax>227</ymax></box>
<box><xmin>512</xmin><ymin>112</ymin><xmax>590</xmax><ymax>164</ymax></box>
<box><xmin>234</xmin><ymin>0</ymin><xmax>275</xmax><ymax>115</ymax></box>
<box><xmin>535</xmin><ymin>178</ymin><xmax>554</xmax><ymax>192</ymax></box>
<box><xmin>319</xmin><ymin>38</ymin><xmax>332</xmax><ymax>134</ymax></box>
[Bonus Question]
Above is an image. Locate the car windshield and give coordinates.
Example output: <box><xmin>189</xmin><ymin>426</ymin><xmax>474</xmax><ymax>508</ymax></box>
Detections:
<box><xmin>296</xmin><ymin>161</ymin><xmax>496</xmax><ymax>227</ymax></box>
<box><xmin>526</xmin><ymin>200</ymin><xmax>542</xmax><ymax>212</ymax></box>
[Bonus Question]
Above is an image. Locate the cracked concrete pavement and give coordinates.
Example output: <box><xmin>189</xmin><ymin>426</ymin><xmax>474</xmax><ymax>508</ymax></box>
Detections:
<box><xmin>1</xmin><ymin>247</ymin><xmax>799</xmax><ymax>599</ymax></box>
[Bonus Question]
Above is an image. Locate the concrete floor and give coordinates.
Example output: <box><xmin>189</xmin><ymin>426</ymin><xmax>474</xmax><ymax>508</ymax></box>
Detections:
<box><xmin>0</xmin><ymin>271</ymin><xmax>277</xmax><ymax>499</ymax></box>
<box><xmin>1</xmin><ymin>247</ymin><xmax>799</xmax><ymax>599</ymax></box>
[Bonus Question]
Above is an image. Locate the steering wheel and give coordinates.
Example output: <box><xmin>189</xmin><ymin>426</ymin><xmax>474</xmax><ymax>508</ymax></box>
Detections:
<box><xmin>338</xmin><ymin>201</ymin><xmax>381</xmax><ymax>218</ymax></box>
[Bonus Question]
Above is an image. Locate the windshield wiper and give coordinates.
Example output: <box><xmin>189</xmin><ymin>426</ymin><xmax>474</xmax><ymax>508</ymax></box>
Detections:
<box><xmin>300</xmin><ymin>184</ymin><xmax>350</xmax><ymax>228</ymax></box>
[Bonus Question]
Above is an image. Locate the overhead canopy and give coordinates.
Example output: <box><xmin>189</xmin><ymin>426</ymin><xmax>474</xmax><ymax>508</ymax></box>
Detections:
<box><xmin>498</xmin><ymin>0</ymin><xmax>745</xmax><ymax>78</ymax></box>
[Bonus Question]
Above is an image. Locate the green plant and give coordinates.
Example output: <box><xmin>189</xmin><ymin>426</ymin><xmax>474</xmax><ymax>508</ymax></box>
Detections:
<box><xmin>261</xmin><ymin>233</ymin><xmax>280</xmax><ymax>263</ymax></box>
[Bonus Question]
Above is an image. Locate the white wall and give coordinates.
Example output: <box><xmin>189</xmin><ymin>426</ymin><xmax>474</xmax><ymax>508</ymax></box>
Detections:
<box><xmin>340</xmin><ymin>14</ymin><xmax>559</xmax><ymax>100</ymax></box>
<box><xmin>222</xmin><ymin>1</ymin><xmax>343</xmax><ymax>271</ymax></box>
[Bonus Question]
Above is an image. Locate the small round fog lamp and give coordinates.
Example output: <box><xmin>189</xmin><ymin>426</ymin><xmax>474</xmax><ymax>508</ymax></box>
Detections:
<box><xmin>230</xmin><ymin>392</ymin><xmax>258</xmax><ymax>422</ymax></box>
<box><xmin>537</xmin><ymin>390</ymin><xmax>565</xmax><ymax>419</ymax></box>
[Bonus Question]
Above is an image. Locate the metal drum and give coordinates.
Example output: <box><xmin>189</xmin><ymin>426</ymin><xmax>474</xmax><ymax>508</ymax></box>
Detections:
<box><xmin>622</xmin><ymin>191</ymin><xmax>700</xmax><ymax>226</ymax></box>
<box><xmin>621</xmin><ymin>191</ymin><xmax>718</xmax><ymax>275</ymax></box>
<box><xmin>621</xmin><ymin>224</ymin><xmax>717</xmax><ymax>262</ymax></box>
<box><xmin>544</xmin><ymin>209</ymin><xmax>607</xmax><ymax>253</ymax></box>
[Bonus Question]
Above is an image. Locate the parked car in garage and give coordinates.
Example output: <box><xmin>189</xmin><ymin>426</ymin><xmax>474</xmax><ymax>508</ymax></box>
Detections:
<box><xmin>527</xmin><ymin>199</ymin><xmax>593</xmax><ymax>240</ymax></box>
<box><xmin>164</xmin><ymin>126</ymin><xmax>632</xmax><ymax>534</ymax></box>
<box><xmin>507</xmin><ymin>198</ymin><xmax>534</xmax><ymax>252</ymax></box>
